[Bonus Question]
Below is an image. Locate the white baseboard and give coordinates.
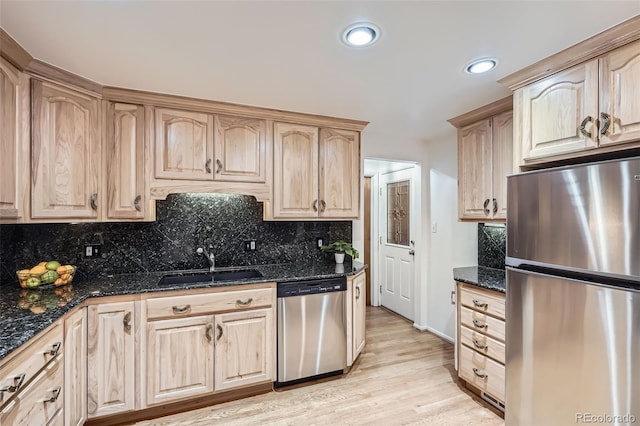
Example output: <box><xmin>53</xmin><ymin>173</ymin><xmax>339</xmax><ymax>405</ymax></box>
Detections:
<box><xmin>412</xmin><ymin>323</ymin><xmax>454</xmax><ymax>343</ymax></box>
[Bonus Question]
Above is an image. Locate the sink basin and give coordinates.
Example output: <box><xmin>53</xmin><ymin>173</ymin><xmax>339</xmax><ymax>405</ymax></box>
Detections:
<box><xmin>158</xmin><ymin>269</ymin><xmax>263</xmax><ymax>286</ymax></box>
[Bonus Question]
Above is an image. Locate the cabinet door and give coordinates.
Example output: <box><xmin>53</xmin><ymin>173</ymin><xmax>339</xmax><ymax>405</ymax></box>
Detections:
<box><xmin>599</xmin><ymin>39</ymin><xmax>640</xmax><ymax>146</ymax></box>
<box><xmin>273</xmin><ymin>122</ymin><xmax>319</xmax><ymax>218</ymax></box>
<box><xmin>516</xmin><ymin>60</ymin><xmax>598</xmax><ymax>162</ymax></box>
<box><xmin>214</xmin><ymin>309</ymin><xmax>274</xmax><ymax>391</ymax></box>
<box><xmin>105</xmin><ymin>103</ymin><xmax>146</xmax><ymax>219</ymax></box>
<box><xmin>352</xmin><ymin>272</ymin><xmax>366</xmax><ymax>360</ymax></box>
<box><xmin>154</xmin><ymin>108</ymin><xmax>213</xmax><ymax>180</ymax></box>
<box><xmin>491</xmin><ymin>111</ymin><xmax>513</xmax><ymax>220</ymax></box>
<box><xmin>146</xmin><ymin>316</ymin><xmax>214</xmax><ymax>405</ymax></box>
<box><xmin>65</xmin><ymin>308</ymin><xmax>87</xmax><ymax>426</ymax></box>
<box><xmin>213</xmin><ymin>115</ymin><xmax>267</xmax><ymax>183</ymax></box>
<box><xmin>31</xmin><ymin>80</ymin><xmax>100</xmax><ymax>219</ymax></box>
<box><xmin>87</xmin><ymin>302</ymin><xmax>135</xmax><ymax>418</ymax></box>
<box><xmin>0</xmin><ymin>58</ymin><xmax>29</xmax><ymax>220</ymax></box>
<box><xmin>458</xmin><ymin>120</ymin><xmax>492</xmax><ymax>220</ymax></box>
<box><xmin>319</xmin><ymin>128</ymin><xmax>360</xmax><ymax>218</ymax></box>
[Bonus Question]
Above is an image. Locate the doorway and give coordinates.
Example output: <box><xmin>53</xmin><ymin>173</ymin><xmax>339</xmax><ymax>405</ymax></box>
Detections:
<box><xmin>364</xmin><ymin>159</ymin><xmax>421</xmax><ymax>322</ymax></box>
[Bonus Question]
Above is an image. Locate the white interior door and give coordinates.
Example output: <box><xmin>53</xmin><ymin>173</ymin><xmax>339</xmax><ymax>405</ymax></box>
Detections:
<box><xmin>379</xmin><ymin>168</ymin><xmax>416</xmax><ymax>320</ymax></box>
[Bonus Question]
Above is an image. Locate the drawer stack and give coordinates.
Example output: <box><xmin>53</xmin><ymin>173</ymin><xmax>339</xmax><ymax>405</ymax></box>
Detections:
<box><xmin>457</xmin><ymin>283</ymin><xmax>506</xmax><ymax>406</ymax></box>
<box><xmin>0</xmin><ymin>322</ymin><xmax>64</xmax><ymax>425</ymax></box>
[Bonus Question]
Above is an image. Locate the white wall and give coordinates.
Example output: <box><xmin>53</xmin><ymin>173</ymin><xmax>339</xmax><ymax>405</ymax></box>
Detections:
<box><xmin>356</xmin><ymin>127</ymin><xmax>476</xmax><ymax>342</ymax></box>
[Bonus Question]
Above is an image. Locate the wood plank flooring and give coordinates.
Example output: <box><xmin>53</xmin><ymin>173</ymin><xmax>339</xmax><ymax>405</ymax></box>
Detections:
<box><xmin>135</xmin><ymin>307</ymin><xmax>504</xmax><ymax>426</ymax></box>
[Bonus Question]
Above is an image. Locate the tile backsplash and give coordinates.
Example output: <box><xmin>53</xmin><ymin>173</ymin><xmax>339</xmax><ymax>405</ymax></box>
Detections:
<box><xmin>0</xmin><ymin>194</ymin><xmax>351</xmax><ymax>285</ymax></box>
<box><xmin>478</xmin><ymin>223</ymin><xmax>506</xmax><ymax>270</ymax></box>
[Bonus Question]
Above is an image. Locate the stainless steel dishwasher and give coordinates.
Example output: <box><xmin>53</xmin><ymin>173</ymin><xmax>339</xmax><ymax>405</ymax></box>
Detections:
<box><xmin>276</xmin><ymin>277</ymin><xmax>347</xmax><ymax>386</ymax></box>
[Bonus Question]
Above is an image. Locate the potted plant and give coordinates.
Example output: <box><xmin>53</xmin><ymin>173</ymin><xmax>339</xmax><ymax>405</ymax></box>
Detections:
<box><xmin>320</xmin><ymin>240</ymin><xmax>359</xmax><ymax>264</ymax></box>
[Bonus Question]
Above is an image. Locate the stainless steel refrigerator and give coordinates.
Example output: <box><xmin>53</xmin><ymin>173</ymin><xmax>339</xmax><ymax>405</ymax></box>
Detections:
<box><xmin>506</xmin><ymin>157</ymin><xmax>640</xmax><ymax>425</ymax></box>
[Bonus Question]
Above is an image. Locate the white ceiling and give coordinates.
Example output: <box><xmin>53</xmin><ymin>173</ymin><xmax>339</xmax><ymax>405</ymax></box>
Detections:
<box><xmin>363</xmin><ymin>158</ymin><xmax>416</xmax><ymax>176</ymax></box>
<box><xmin>1</xmin><ymin>1</ymin><xmax>638</xmax><ymax>145</ymax></box>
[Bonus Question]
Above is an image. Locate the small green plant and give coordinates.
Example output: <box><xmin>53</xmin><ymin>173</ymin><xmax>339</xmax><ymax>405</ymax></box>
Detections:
<box><xmin>320</xmin><ymin>240</ymin><xmax>359</xmax><ymax>259</ymax></box>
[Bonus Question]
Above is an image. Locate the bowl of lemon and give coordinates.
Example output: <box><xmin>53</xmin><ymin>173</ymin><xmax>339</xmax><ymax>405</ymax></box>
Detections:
<box><xmin>17</xmin><ymin>261</ymin><xmax>76</xmax><ymax>289</ymax></box>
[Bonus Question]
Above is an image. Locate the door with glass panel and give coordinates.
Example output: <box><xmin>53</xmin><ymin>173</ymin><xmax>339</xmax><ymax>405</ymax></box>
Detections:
<box><xmin>380</xmin><ymin>169</ymin><xmax>415</xmax><ymax>320</ymax></box>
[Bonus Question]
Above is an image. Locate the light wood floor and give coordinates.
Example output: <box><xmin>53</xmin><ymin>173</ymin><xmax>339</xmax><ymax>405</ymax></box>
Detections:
<box><xmin>135</xmin><ymin>307</ymin><xmax>504</xmax><ymax>426</ymax></box>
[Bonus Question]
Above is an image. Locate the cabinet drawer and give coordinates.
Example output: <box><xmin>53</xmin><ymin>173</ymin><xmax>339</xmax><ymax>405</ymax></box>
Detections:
<box><xmin>460</xmin><ymin>325</ymin><xmax>505</xmax><ymax>364</ymax></box>
<box><xmin>459</xmin><ymin>345</ymin><xmax>505</xmax><ymax>403</ymax></box>
<box><xmin>460</xmin><ymin>285</ymin><xmax>505</xmax><ymax>319</ymax></box>
<box><xmin>147</xmin><ymin>288</ymin><xmax>274</xmax><ymax>319</ymax></box>
<box><xmin>0</xmin><ymin>355</ymin><xmax>64</xmax><ymax>426</ymax></box>
<box><xmin>0</xmin><ymin>323</ymin><xmax>62</xmax><ymax>406</ymax></box>
<box><xmin>460</xmin><ymin>306</ymin><xmax>505</xmax><ymax>342</ymax></box>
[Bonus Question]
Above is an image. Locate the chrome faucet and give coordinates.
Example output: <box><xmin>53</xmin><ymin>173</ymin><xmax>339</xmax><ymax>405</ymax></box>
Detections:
<box><xmin>196</xmin><ymin>245</ymin><xmax>215</xmax><ymax>272</ymax></box>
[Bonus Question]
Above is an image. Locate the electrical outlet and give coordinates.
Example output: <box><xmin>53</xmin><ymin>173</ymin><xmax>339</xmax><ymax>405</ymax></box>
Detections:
<box><xmin>84</xmin><ymin>244</ymin><xmax>102</xmax><ymax>258</ymax></box>
<box><xmin>244</xmin><ymin>240</ymin><xmax>257</xmax><ymax>251</ymax></box>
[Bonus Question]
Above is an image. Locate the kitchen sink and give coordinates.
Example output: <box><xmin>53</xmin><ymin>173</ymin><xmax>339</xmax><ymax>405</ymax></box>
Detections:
<box><xmin>158</xmin><ymin>269</ymin><xmax>263</xmax><ymax>286</ymax></box>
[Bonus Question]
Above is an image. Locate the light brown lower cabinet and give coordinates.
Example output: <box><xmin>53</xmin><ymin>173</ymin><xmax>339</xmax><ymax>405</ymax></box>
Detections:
<box><xmin>145</xmin><ymin>315</ymin><xmax>215</xmax><ymax>405</ymax></box>
<box><xmin>347</xmin><ymin>271</ymin><xmax>366</xmax><ymax>367</ymax></box>
<box><xmin>65</xmin><ymin>308</ymin><xmax>87</xmax><ymax>426</ymax></box>
<box><xmin>87</xmin><ymin>301</ymin><xmax>136</xmax><ymax>418</ymax></box>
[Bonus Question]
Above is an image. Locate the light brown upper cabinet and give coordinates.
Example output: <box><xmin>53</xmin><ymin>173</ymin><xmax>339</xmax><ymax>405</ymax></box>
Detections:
<box><xmin>155</xmin><ymin>108</ymin><xmax>214</xmax><ymax>180</ymax></box>
<box><xmin>449</xmin><ymin>98</ymin><xmax>513</xmax><ymax>221</ymax></box>
<box><xmin>0</xmin><ymin>58</ymin><xmax>29</xmax><ymax>221</ymax></box>
<box><xmin>214</xmin><ymin>115</ymin><xmax>267</xmax><ymax>183</ymax></box>
<box><xmin>105</xmin><ymin>102</ymin><xmax>147</xmax><ymax>220</ymax></box>
<box><xmin>31</xmin><ymin>79</ymin><xmax>101</xmax><ymax>220</ymax></box>
<box><xmin>273</xmin><ymin>122</ymin><xmax>360</xmax><ymax>219</ymax></box>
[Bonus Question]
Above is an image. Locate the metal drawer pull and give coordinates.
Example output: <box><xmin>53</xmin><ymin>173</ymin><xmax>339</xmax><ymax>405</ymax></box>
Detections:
<box><xmin>205</xmin><ymin>324</ymin><xmax>213</xmax><ymax>343</ymax></box>
<box><xmin>43</xmin><ymin>387</ymin><xmax>61</xmax><ymax>403</ymax></box>
<box><xmin>483</xmin><ymin>198</ymin><xmax>490</xmax><ymax>215</ymax></box>
<box><xmin>578</xmin><ymin>116</ymin><xmax>593</xmax><ymax>138</ymax></box>
<box><xmin>0</xmin><ymin>374</ymin><xmax>25</xmax><ymax>393</ymax></box>
<box><xmin>216</xmin><ymin>159</ymin><xmax>223</xmax><ymax>173</ymax></box>
<box><xmin>90</xmin><ymin>193</ymin><xmax>98</xmax><ymax>211</ymax></box>
<box><xmin>134</xmin><ymin>195</ymin><xmax>142</xmax><ymax>212</ymax></box>
<box><xmin>44</xmin><ymin>342</ymin><xmax>61</xmax><ymax>357</ymax></box>
<box><xmin>472</xmin><ymin>319</ymin><xmax>487</xmax><ymax>329</ymax></box>
<box><xmin>356</xmin><ymin>286</ymin><xmax>361</xmax><ymax>299</ymax></box>
<box><xmin>599</xmin><ymin>112</ymin><xmax>611</xmax><ymax>135</ymax></box>
<box><xmin>472</xmin><ymin>339</ymin><xmax>488</xmax><ymax>350</ymax></box>
<box><xmin>236</xmin><ymin>298</ymin><xmax>253</xmax><ymax>306</ymax></box>
<box><xmin>492</xmin><ymin>198</ymin><xmax>497</xmax><ymax>214</ymax></box>
<box><xmin>123</xmin><ymin>312</ymin><xmax>132</xmax><ymax>333</ymax></box>
<box><xmin>472</xmin><ymin>299</ymin><xmax>487</xmax><ymax>308</ymax></box>
<box><xmin>205</xmin><ymin>159</ymin><xmax>212</xmax><ymax>173</ymax></box>
<box><xmin>313</xmin><ymin>200</ymin><xmax>318</xmax><ymax>212</ymax></box>
<box><xmin>472</xmin><ymin>368</ymin><xmax>488</xmax><ymax>379</ymax></box>
<box><xmin>172</xmin><ymin>305</ymin><xmax>191</xmax><ymax>314</ymax></box>
<box><xmin>216</xmin><ymin>324</ymin><xmax>223</xmax><ymax>341</ymax></box>
<box><xmin>320</xmin><ymin>200</ymin><xmax>326</xmax><ymax>213</ymax></box>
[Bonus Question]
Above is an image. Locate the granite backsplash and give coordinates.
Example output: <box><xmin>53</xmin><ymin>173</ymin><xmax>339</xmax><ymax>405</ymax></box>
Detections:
<box><xmin>478</xmin><ymin>223</ymin><xmax>506</xmax><ymax>270</ymax></box>
<box><xmin>0</xmin><ymin>194</ymin><xmax>351</xmax><ymax>285</ymax></box>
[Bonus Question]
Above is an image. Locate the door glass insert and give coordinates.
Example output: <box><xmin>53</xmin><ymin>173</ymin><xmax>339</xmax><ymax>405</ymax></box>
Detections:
<box><xmin>387</xmin><ymin>180</ymin><xmax>410</xmax><ymax>246</ymax></box>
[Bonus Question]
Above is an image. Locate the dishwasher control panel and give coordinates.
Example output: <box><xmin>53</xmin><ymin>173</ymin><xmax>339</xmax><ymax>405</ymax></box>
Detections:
<box><xmin>277</xmin><ymin>277</ymin><xmax>347</xmax><ymax>297</ymax></box>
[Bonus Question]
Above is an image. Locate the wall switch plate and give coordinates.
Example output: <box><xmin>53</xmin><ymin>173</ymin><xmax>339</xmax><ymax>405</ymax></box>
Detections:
<box><xmin>84</xmin><ymin>244</ymin><xmax>102</xmax><ymax>258</ymax></box>
<box><xmin>431</xmin><ymin>222</ymin><xmax>437</xmax><ymax>233</ymax></box>
<box><xmin>316</xmin><ymin>237</ymin><xmax>324</xmax><ymax>249</ymax></box>
<box><xmin>244</xmin><ymin>240</ymin><xmax>257</xmax><ymax>251</ymax></box>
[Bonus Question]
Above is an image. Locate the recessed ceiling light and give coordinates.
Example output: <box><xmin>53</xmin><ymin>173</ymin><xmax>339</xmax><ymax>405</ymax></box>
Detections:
<box><xmin>465</xmin><ymin>58</ymin><xmax>498</xmax><ymax>74</ymax></box>
<box><xmin>342</xmin><ymin>23</ymin><xmax>380</xmax><ymax>47</ymax></box>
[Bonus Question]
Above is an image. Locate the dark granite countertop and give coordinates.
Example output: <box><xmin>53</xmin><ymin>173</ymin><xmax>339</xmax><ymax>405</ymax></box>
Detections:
<box><xmin>0</xmin><ymin>261</ymin><xmax>366</xmax><ymax>361</ymax></box>
<box><xmin>453</xmin><ymin>266</ymin><xmax>505</xmax><ymax>293</ymax></box>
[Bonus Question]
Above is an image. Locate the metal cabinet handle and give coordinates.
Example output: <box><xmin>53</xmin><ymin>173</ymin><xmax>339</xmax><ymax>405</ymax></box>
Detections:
<box><xmin>472</xmin><ymin>339</ymin><xmax>488</xmax><ymax>350</ymax></box>
<box><xmin>355</xmin><ymin>286</ymin><xmax>361</xmax><ymax>299</ymax></box>
<box><xmin>599</xmin><ymin>112</ymin><xmax>611</xmax><ymax>135</ymax></box>
<box><xmin>123</xmin><ymin>312</ymin><xmax>132</xmax><ymax>333</ymax></box>
<box><xmin>472</xmin><ymin>368</ymin><xmax>488</xmax><ymax>379</ymax></box>
<box><xmin>0</xmin><ymin>374</ymin><xmax>26</xmax><ymax>393</ymax></box>
<box><xmin>216</xmin><ymin>159</ymin><xmax>223</xmax><ymax>174</ymax></box>
<box><xmin>578</xmin><ymin>116</ymin><xmax>593</xmax><ymax>138</ymax></box>
<box><xmin>134</xmin><ymin>195</ymin><xmax>142</xmax><ymax>212</ymax></box>
<box><xmin>216</xmin><ymin>324</ymin><xmax>223</xmax><ymax>341</ymax></box>
<box><xmin>313</xmin><ymin>200</ymin><xmax>318</xmax><ymax>212</ymax></box>
<box><xmin>236</xmin><ymin>298</ymin><xmax>253</xmax><ymax>306</ymax></box>
<box><xmin>205</xmin><ymin>324</ymin><xmax>213</xmax><ymax>342</ymax></box>
<box><xmin>472</xmin><ymin>299</ymin><xmax>487</xmax><ymax>308</ymax></box>
<box><xmin>43</xmin><ymin>387</ymin><xmax>61</xmax><ymax>403</ymax></box>
<box><xmin>483</xmin><ymin>198</ymin><xmax>490</xmax><ymax>215</ymax></box>
<box><xmin>90</xmin><ymin>193</ymin><xmax>98</xmax><ymax>211</ymax></box>
<box><xmin>492</xmin><ymin>198</ymin><xmax>497</xmax><ymax>214</ymax></box>
<box><xmin>172</xmin><ymin>305</ymin><xmax>191</xmax><ymax>314</ymax></box>
<box><xmin>450</xmin><ymin>290</ymin><xmax>456</xmax><ymax>305</ymax></box>
<box><xmin>320</xmin><ymin>200</ymin><xmax>326</xmax><ymax>213</ymax></box>
<box><xmin>44</xmin><ymin>342</ymin><xmax>61</xmax><ymax>357</ymax></box>
<box><xmin>205</xmin><ymin>159</ymin><xmax>212</xmax><ymax>173</ymax></box>
<box><xmin>472</xmin><ymin>319</ymin><xmax>487</xmax><ymax>329</ymax></box>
